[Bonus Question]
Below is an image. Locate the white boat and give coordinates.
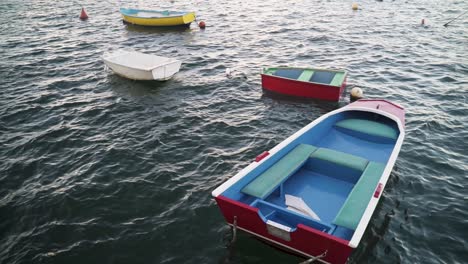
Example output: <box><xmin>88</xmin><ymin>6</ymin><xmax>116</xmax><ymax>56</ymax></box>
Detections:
<box><xmin>102</xmin><ymin>50</ymin><xmax>181</xmax><ymax>81</ymax></box>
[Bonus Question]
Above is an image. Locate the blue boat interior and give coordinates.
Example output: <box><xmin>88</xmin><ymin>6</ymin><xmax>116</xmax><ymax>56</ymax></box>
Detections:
<box><xmin>273</xmin><ymin>69</ymin><xmax>304</xmax><ymax>80</ymax></box>
<box><xmin>221</xmin><ymin>111</ymin><xmax>400</xmax><ymax>241</ymax></box>
<box><xmin>309</xmin><ymin>71</ymin><xmax>336</xmax><ymax>84</ymax></box>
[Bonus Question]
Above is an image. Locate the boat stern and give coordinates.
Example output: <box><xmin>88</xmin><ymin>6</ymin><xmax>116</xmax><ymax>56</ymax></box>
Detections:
<box><xmin>214</xmin><ymin>195</ymin><xmax>354</xmax><ymax>263</ymax></box>
<box><xmin>182</xmin><ymin>12</ymin><xmax>196</xmax><ymax>25</ymax></box>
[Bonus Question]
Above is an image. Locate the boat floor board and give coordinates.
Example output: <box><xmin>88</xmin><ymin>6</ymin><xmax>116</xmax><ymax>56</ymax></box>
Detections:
<box><xmin>309</xmin><ymin>71</ymin><xmax>336</xmax><ymax>84</ymax></box>
<box><xmin>273</xmin><ymin>69</ymin><xmax>304</xmax><ymax>80</ymax></box>
<box><xmin>266</xmin><ymin>169</ymin><xmax>354</xmax><ymax>224</ymax></box>
<box><xmin>316</xmin><ymin>128</ymin><xmax>394</xmax><ymax>163</ymax></box>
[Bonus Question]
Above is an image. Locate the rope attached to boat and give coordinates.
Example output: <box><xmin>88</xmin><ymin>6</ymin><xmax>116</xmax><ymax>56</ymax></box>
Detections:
<box><xmin>298</xmin><ymin>250</ymin><xmax>330</xmax><ymax>264</ymax></box>
<box><xmin>231</xmin><ymin>216</ymin><xmax>237</xmax><ymax>244</ymax></box>
<box><xmin>444</xmin><ymin>10</ymin><xmax>468</xmax><ymax>27</ymax></box>
<box><xmin>229</xmin><ymin>216</ymin><xmax>330</xmax><ymax>264</ymax></box>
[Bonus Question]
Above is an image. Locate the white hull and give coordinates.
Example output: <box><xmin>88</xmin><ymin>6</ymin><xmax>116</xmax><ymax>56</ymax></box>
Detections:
<box><xmin>102</xmin><ymin>50</ymin><xmax>181</xmax><ymax>81</ymax></box>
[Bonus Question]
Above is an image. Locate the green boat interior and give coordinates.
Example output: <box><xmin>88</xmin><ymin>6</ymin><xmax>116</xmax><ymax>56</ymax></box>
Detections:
<box><xmin>264</xmin><ymin>68</ymin><xmax>346</xmax><ymax>86</ymax></box>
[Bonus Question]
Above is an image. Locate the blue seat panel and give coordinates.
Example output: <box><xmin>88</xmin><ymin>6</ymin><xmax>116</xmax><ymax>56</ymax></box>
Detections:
<box><xmin>273</xmin><ymin>69</ymin><xmax>304</xmax><ymax>80</ymax></box>
<box><xmin>309</xmin><ymin>71</ymin><xmax>336</xmax><ymax>84</ymax></box>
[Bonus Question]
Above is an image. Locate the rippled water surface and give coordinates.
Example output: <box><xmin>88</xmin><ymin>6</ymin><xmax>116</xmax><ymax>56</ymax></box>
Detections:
<box><xmin>1</xmin><ymin>0</ymin><xmax>467</xmax><ymax>263</ymax></box>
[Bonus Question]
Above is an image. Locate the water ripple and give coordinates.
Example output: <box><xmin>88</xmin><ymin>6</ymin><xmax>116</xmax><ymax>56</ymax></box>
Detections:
<box><xmin>1</xmin><ymin>0</ymin><xmax>468</xmax><ymax>263</ymax></box>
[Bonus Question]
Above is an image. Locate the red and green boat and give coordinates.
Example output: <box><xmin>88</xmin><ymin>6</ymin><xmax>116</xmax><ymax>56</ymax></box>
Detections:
<box><xmin>212</xmin><ymin>99</ymin><xmax>405</xmax><ymax>263</ymax></box>
<box><xmin>261</xmin><ymin>67</ymin><xmax>347</xmax><ymax>101</ymax></box>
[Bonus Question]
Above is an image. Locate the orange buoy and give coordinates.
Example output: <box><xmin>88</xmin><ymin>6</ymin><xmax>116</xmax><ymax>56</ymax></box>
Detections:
<box><xmin>80</xmin><ymin>7</ymin><xmax>88</xmax><ymax>20</ymax></box>
<box><xmin>198</xmin><ymin>21</ymin><xmax>206</xmax><ymax>29</ymax></box>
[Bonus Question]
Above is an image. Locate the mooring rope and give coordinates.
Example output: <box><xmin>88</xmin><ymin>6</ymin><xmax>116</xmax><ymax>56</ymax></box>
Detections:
<box><xmin>299</xmin><ymin>250</ymin><xmax>330</xmax><ymax>264</ymax></box>
<box><xmin>231</xmin><ymin>216</ymin><xmax>237</xmax><ymax>244</ymax></box>
<box><xmin>444</xmin><ymin>10</ymin><xmax>468</xmax><ymax>27</ymax></box>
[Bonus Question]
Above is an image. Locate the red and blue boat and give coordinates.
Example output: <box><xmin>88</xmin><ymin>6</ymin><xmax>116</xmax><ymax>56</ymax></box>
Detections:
<box><xmin>212</xmin><ymin>99</ymin><xmax>405</xmax><ymax>263</ymax></box>
<box><xmin>261</xmin><ymin>67</ymin><xmax>347</xmax><ymax>101</ymax></box>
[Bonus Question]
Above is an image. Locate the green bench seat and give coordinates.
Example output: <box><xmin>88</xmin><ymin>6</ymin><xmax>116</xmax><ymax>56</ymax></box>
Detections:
<box><xmin>241</xmin><ymin>144</ymin><xmax>317</xmax><ymax>199</ymax></box>
<box><xmin>332</xmin><ymin>162</ymin><xmax>386</xmax><ymax>230</ymax></box>
<box><xmin>241</xmin><ymin>140</ymin><xmax>387</xmax><ymax>231</ymax></box>
<box><xmin>242</xmin><ymin>144</ymin><xmax>372</xmax><ymax>199</ymax></box>
<box><xmin>335</xmin><ymin>119</ymin><xmax>398</xmax><ymax>140</ymax></box>
<box><xmin>297</xmin><ymin>70</ymin><xmax>314</xmax><ymax>82</ymax></box>
<box><xmin>329</xmin><ymin>72</ymin><xmax>346</xmax><ymax>86</ymax></box>
<box><xmin>310</xmin><ymin>148</ymin><xmax>368</xmax><ymax>172</ymax></box>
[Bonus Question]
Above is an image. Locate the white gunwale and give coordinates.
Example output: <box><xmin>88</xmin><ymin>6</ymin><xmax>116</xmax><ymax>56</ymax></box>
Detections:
<box><xmin>102</xmin><ymin>52</ymin><xmax>180</xmax><ymax>72</ymax></box>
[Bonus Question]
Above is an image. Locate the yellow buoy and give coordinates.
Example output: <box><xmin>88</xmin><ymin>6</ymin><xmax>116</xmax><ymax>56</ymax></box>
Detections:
<box><xmin>352</xmin><ymin>3</ymin><xmax>359</xmax><ymax>10</ymax></box>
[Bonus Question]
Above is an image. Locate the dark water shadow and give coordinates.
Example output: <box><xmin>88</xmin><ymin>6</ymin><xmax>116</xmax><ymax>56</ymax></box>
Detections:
<box><xmin>106</xmin><ymin>74</ymin><xmax>172</xmax><ymax>97</ymax></box>
<box><xmin>123</xmin><ymin>21</ymin><xmax>193</xmax><ymax>34</ymax></box>
<box><xmin>348</xmin><ymin>169</ymin><xmax>402</xmax><ymax>263</ymax></box>
<box><xmin>218</xmin><ymin>226</ymin><xmax>237</xmax><ymax>264</ymax></box>
<box><xmin>218</xmin><ymin>229</ymin><xmax>302</xmax><ymax>264</ymax></box>
<box><xmin>349</xmin><ymin>205</ymin><xmax>398</xmax><ymax>263</ymax></box>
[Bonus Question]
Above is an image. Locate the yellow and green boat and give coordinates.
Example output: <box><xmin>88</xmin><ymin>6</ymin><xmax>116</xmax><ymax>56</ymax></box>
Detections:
<box><xmin>120</xmin><ymin>8</ymin><xmax>196</xmax><ymax>27</ymax></box>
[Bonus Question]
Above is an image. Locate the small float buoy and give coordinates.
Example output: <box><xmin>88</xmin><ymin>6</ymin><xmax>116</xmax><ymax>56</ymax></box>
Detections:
<box><xmin>225</xmin><ymin>68</ymin><xmax>232</xmax><ymax>77</ymax></box>
<box><xmin>79</xmin><ymin>7</ymin><xmax>88</xmax><ymax>20</ymax></box>
<box><xmin>421</xmin><ymin>18</ymin><xmax>425</xmax><ymax>25</ymax></box>
<box><xmin>350</xmin><ymin>87</ymin><xmax>363</xmax><ymax>102</ymax></box>
<box><xmin>198</xmin><ymin>21</ymin><xmax>206</xmax><ymax>29</ymax></box>
<box><xmin>352</xmin><ymin>3</ymin><xmax>359</xmax><ymax>10</ymax></box>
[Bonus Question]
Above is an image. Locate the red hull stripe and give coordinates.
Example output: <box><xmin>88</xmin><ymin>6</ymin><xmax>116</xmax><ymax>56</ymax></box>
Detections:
<box><xmin>255</xmin><ymin>151</ymin><xmax>270</xmax><ymax>162</ymax></box>
<box><xmin>261</xmin><ymin>74</ymin><xmax>346</xmax><ymax>101</ymax></box>
<box><xmin>373</xmin><ymin>183</ymin><xmax>383</xmax><ymax>198</ymax></box>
